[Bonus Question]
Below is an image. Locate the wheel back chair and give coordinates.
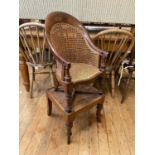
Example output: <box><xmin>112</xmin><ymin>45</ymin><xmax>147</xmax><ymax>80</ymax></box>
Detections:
<box><xmin>45</xmin><ymin>12</ymin><xmax>108</xmax><ymax>144</ymax></box>
<box><xmin>92</xmin><ymin>29</ymin><xmax>134</xmax><ymax>97</ymax></box>
<box><xmin>19</xmin><ymin>23</ymin><xmax>54</xmax><ymax>98</ymax></box>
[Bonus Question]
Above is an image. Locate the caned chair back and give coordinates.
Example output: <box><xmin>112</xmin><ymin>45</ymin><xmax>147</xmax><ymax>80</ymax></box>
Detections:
<box><xmin>93</xmin><ymin>29</ymin><xmax>134</xmax><ymax>71</ymax></box>
<box><xmin>19</xmin><ymin>22</ymin><xmax>53</xmax><ymax>67</ymax></box>
<box><xmin>45</xmin><ymin>12</ymin><xmax>99</xmax><ymax>67</ymax></box>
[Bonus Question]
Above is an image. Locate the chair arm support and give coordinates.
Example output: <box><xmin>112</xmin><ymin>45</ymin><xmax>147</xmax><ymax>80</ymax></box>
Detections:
<box><xmin>47</xmin><ymin>39</ymin><xmax>72</xmax><ymax>82</ymax></box>
<box><xmin>63</xmin><ymin>64</ymin><xmax>72</xmax><ymax>83</ymax></box>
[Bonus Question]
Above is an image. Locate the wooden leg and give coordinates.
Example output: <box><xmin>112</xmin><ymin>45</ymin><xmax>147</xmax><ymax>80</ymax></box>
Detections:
<box><xmin>111</xmin><ymin>70</ymin><xmax>115</xmax><ymax>97</ymax></box>
<box><xmin>66</xmin><ymin>120</ymin><xmax>73</xmax><ymax>144</ymax></box>
<box><xmin>28</xmin><ymin>66</ymin><xmax>35</xmax><ymax>98</ymax></box>
<box><xmin>65</xmin><ymin>94</ymin><xmax>73</xmax><ymax>113</ymax></box>
<box><xmin>47</xmin><ymin>97</ymin><xmax>52</xmax><ymax>116</ymax></box>
<box><xmin>96</xmin><ymin>103</ymin><xmax>103</xmax><ymax>122</ymax></box>
<box><xmin>64</xmin><ymin>84</ymin><xmax>73</xmax><ymax>113</ymax></box>
<box><xmin>19</xmin><ymin>53</ymin><xmax>30</xmax><ymax>92</ymax></box>
<box><xmin>32</xmin><ymin>67</ymin><xmax>35</xmax><ymax>81</ymax></box>
<box><xmin>30</xmin><ymin>73</ymin><xmax>34</xmax><ymax>98</ymax></box>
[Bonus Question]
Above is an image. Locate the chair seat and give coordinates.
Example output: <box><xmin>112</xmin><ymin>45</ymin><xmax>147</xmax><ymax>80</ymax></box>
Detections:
<box><xmin>27</xmin><ymin>62</ymin><xmax>53</xmax><ymax>70</ymax></box>
<box><xmin>26</xmin><ymin>50</ymin><xmax>53</xmax><ymax>69</ymax></box>
<box><xmin>69</xmin><ymin>63</ymin><xmax>101</xmax><ymax>83</ymax></box>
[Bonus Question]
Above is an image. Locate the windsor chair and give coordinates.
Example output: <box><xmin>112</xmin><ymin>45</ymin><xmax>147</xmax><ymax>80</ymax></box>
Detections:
<box><xmin>92</xmin><ymin>29</ymin><xmax>134</xmax><ymax>97</ymax></box>
<box><xmin>45</xmin><ymin>11</ymin><xmax>108</xmax><ymax>144</ymax></box>
<box><xmin>19</xmin><ymin>22</ymin><xmax>54</xmax><ymax>98</ymax></box>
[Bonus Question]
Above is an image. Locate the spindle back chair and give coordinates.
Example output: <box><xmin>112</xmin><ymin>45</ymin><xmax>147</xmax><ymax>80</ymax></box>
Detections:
<box><xmin>19</xmin><ymin>22</ymin><xmax>54</xmax><ymax>98</ymax></box>
<box><xmin>92</xmin><ymin>29</ymin><xmax>134</xmax><ymax>97</ymax></box>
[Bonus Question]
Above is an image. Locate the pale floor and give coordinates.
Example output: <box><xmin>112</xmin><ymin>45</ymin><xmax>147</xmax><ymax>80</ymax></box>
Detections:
<box><xmin>19</xmin><ymin>74</ymin><xmax>135</xmax><ymax>155</ymax></box>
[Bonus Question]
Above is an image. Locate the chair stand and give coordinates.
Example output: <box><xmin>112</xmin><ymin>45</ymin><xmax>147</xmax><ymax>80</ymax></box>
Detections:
<box><xmin>46</xmin><ymin>85</ymin><xmax>105</xmax><ymax>144</ymax></box>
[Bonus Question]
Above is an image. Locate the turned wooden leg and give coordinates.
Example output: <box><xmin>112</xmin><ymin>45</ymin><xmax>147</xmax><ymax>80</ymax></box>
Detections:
<box><xmin>19</xmin><ymin>53</ymin><xmax>30</xmax><ymax>92</ymax></box>
<box><xmin>96</xmin><ymin>104</ymin><xmax>103</xmax><ymax>122</ymax></box>
<box><xmin>30</xmin><ymin>75</ymin><xmax>34</xmax><ymax>98</ymax></box>
<box><xmin>29</xmin><ymin>67</ymin><xmax>34</xmax><ymax>98</ymax></box>
<box><xmin>111</xmin><ymin>70</ymin><xmax>115</xmax><ymax>97</ymax></box>
<box><xmin>47</xmin><ymin>97</ymin><xmax>52</xmax><ymax>116</ymax></box>
<box><xmin>32</xmin><ymin>67</ymin><xmax>35</xmax><ymax>81</ymax></box>
<box><xmin>66</xmin><ymin>120</ymin><xmax>73</xmax><ymax>144</ymax></box>
<box><xmin>65</xmin><ymin>93</ymin><xmax>73</xmax><ymax>113</ymax></box>
<box><xmin>64</xmin><ymin>84</ymin><xmax>73</xmax><ymax>113</ymax></box>
<box><xmin>29</xmin><ymin>68</ymin><xmax>35</xmax><ymax>98</ymax></box>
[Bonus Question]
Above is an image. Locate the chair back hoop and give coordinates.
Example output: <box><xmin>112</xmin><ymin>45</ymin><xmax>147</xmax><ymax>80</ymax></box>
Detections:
<box><xmin>93</xmin><ymin>29</ymin><xmax>135</xmax><ymax>71</ymax></box>
<box><xmin>45</xmin><ymin>11</ymin><xmax>99</xmax><ymax>67</ymax></box>
<box><xmin>19</xmin><ymin>22</ymin><xmax>53</xmax><ymax>67</ymax></box>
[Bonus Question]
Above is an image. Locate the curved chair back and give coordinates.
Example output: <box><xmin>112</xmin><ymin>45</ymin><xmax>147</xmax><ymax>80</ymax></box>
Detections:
<box><xmin>93</xmin><ymin>29</ymin><xmax>134</xmax><ymax>71</ymax></box>
<box><xmin>19</xmin><ymin>22</ymin><xmax>53</xmax><ymax>67</ymax></box>
<box><xmin>45</xmin><ymin>11</ymin><xmax>99</xmax><ymax>66</ymax></box>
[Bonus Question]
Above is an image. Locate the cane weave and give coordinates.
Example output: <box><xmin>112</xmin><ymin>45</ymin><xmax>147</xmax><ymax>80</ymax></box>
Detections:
<box><xmin>50</xmin><ymin>23</ymin><xmax>99</xmax><ymax>66</ymax></box>
<box><xmin>56</xmin><ymin>63</ymin><xmax>101</xmax><ymax>83</ymax></box>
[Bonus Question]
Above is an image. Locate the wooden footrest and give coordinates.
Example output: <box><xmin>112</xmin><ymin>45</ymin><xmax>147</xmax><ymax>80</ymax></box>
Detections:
<box><xmin>47</xmin><ymin>86</ymin><xmax>104</xmax><ymax>115</ymax></box>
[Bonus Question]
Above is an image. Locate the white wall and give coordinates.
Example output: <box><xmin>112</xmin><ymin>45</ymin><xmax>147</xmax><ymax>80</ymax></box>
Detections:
<box><xmin>19</xmin><ymin>0</ymin><xmax>135</xmax><ymax>24</ymax></box>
